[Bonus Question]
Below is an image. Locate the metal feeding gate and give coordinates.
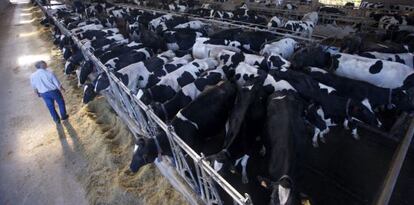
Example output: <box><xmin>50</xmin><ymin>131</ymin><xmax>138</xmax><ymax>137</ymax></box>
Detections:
<box><xmin>35</xmin><ymin>2</ymin><xmax>252</xmax><ymax>205</ymax></box>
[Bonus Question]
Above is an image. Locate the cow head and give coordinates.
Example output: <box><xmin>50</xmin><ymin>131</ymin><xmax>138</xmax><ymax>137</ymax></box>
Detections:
<box><xmin>267</xmin><ymin>55</ymin><xmax>290</xmax><ymax>71</ymax></box>
<box><xmin>64</xmin><ymin>60</ymin><xmax>77</xmax><ymax>75</ymax></box>
<box><xmin>130</xmin><ymin>132</ymin><xmax>171</xmax><ymax>173</ymax></box>
<box><xmin>269</xmin><ymin>176</ymin><xmax>298</xmax><ymax>205</ymax></box>
<box><xmin>391</xmin><ymin>89</ymin><xmax>414</xmax><ymax>111</ymax></box>
<box><xmin>290</xmin><ymin>46</ymin><xmax>331</xmax><ymax>70</ymax></box>
<box><xmin>94</xmin><ymin>72</ymin><xmax>110</xmax><ymax>93</ymax></box>
<box><xmin>79</xmin><ymin>61</ymin><xmax>94</xmax><ymax>85</ymax></box>
<box><xmin>340</xmin><ymin>35</ymin><xmax>362</xmax><ymax>54</ymax></box>
<box><xmin>349</xmin><ymin>100</ymin><xmax>381</xmax><ymax>127</ymax></box>
<box><xmin>83</xmin><ymin>83</ymin><xmax>97</xmax><ymax>104</ymax></box>
<box><xmin>129</xmin><ymin>137</ymin><xmax>157</xmax><ymax>172</ymax></box>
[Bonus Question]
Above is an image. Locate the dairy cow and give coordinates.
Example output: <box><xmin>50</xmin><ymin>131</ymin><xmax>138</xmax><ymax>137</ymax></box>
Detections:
<box><xmin>139</xmin><ymin>58</ymin><xmax>218</xmax><ymax>104</ymax></box>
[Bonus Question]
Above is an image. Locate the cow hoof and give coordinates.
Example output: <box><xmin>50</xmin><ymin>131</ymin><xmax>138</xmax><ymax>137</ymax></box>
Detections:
<box><xmin>312</xmin><ymin>141</ymin><xmax>319</xmax><ymax>148</ymax></box>
<box><xmin>320</xmin><ymin>136</ymin><xmax>326</xmax><ymax>143</ymax></box>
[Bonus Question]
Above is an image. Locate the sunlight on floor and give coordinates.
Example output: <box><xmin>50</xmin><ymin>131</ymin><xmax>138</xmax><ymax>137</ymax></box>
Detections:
<box><xmin>9</xmin><ymin>0</ymin><xmax>31</xmax><ymax>5</ymax></box>
<box><xmin>19</xmin><ymin>18</ymin><xmax>36</xmax><ymax>24</ymax></box>
<box><xmin>20</xmin><ymin>12</ymin><xmax>32</xmax><ymax>17</ymax></box>
<box><xmin>18</xmin><ymin>54</ymin><xmax>51</xmax><ymax>66</ymax></box>
<box><xmin>19</xmin><ymin>31</ymin><xmax>39</xmax><ymax>37</ymax></box>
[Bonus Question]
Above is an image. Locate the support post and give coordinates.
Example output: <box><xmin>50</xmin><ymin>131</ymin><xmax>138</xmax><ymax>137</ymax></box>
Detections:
<box><xmin>373</xmin><ymin>117</ymin><xmax>414</xmax><ymax>205</ymax></box>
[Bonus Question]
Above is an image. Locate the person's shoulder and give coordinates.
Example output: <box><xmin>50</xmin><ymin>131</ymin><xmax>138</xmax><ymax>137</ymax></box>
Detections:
<box><xmin>30</xmin><ymin>70</ymin><xmax>40</xmax><ymax>79</ymax></box>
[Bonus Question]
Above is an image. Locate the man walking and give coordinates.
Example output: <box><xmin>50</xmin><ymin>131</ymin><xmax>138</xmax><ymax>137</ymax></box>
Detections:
<box><xmin>30</xmin><ymin>60</ymin><xmax>68</xmax><ymax>123</ymax></box>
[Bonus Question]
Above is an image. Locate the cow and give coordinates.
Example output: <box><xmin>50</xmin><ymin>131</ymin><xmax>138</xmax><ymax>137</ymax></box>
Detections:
<box><xmin>174</xmin><ymin>20</ymin><xmax>207</xmax><ymax>31</ymax></box>
<box><xmin>163</xmin><ymin>29</ymin><xmax>205</xmax><ymax>51</ymax></box>
<box><xmin>148</xmin><ymin>14</ymin><xmax>188</xmax><ymax>34</ymax></box>
<box><xmin>267</xmin><ymin>16</ymin><xmax>284</xmax><ymax>28</ymax></box>
<box><xmin>78</xmin><ymin>60</ymin><xmax>94</xmax><ymax>85</ymax></box>
<box><xmin>260</xmin><ymin>38</ymin><xmax>298</xmax><ymax>59</ymax></box>
<box><xmin>153</xmin><ymin>68</ymin><xmax>227</xmax><ymax>121</ymax></box>
<box><xmin>64</xmin><ymin>48</ymin><xmax>84</xmax><ymax>75</ymax></box>
<box><xmin>105</xmin><ymin>47</ymin><xmax>153</xmax><ymax>71</ymax></box>
<box><xmin>217</xmin><ymin>49</ymin><xmax>291</xmax><ymax>74</ymax></box>
<box><xmin>264</xmin><ymin>90</ymin><xmax>307</xmax><ymax>205</ymax></box>
<box><xmin>114</xmin><ymin>50</ymin><xmax>176</xmax><ymax>92</ymax></box>
<box><xmin>360</xmin><ymin>2</ymin><xmax>384</xmax><ymax>9</ymax></box>
<box><xmin>97</xmin><ymin>41</ymin><xmax>144</xmax><ymax>64</ymax></box>
<box><xmin>304</xmin><ymin>66</ymin><xmax>414</xmax><ymax>112</ymax></box>
<box><xmin>139</xmin><ymin>58</ymin><xmax>218</xmax><ymax>104</ymax></box>
<box><xmin>192</xmin><ymin>37</ymin><xmax>241</xmax><ymax>59</ymax></box>
<box><xmin>83</xmin><ymin>83</ymin><xmax>98</xmax><ymax>104</ymax></box>
<box><xmin>270</xmin><ymin>68</ymin><xmax>381</xmax><ymax>145</ymax></box>
<box><xmin>283</xmin><ymin>3</ymin><xmax>298</xmax><ymax>10</ymax></box>
<box><xmin>145</xmin><ymin>54</ymin><xmax>194</xmax><ymax>88</ymax></box>
<box><xmin>291</xmin><ymin>46</ymin><xmax>414</xmax><ymax>89</ymax></box>
<box><xmin>283</xmin><ymin>11</ymin><xmax>318</xmax><ymax>38</ymax></box>
<box><xmin>129</xmin><ymin>81</ymin><xmax>238</xmax><ymax>172</ymax></box>
<box><xmin>77</xmin><ymin>28</ymin><xmax>120</xmax><ymax>41</ymax></box>
<box><xmin>340</xmin><ymin>34</ymin><xmax>409</xmax><ymax>54</ymax></box>
<box><xmin>228</xmin><ymin>31</ymin><xmax>278</xmax><ymax>53</ymax></box>
<box><xmin>359</xmin><ymin>52</ymin><xmax>414</xmax><ymax>68</ymax></box>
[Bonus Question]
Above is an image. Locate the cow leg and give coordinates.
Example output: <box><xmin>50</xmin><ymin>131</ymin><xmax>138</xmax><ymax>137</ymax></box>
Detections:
<box><xmin>348</xmin><ymin>120</ymin><xmax>359</xmax><ymax>140</ymax></box>
<box><xmin>240</xmin><ymin>154</ymin><xmax>250</xmax><ymax>184</ymax></box>
<box><xmin>312</xmin><ymin>127</ymin><xmax>321</xmax><ymax>147</ymax></box>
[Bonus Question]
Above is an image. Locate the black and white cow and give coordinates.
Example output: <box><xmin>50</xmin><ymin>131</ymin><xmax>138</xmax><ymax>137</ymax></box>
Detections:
<box><xmin>263</xmin><ymin>90</ymin><xmax>307</xmax><ymax>205</ymax></box>
<box><xmin>145</xmin><ymin>54</ymin><xmax>193</xmax><ymax>88</ymax></box>
<box><xmin>359</xmin><ymin>52</ymin><xmax>414</xmax><ymax>68</ymax></box>
<box><xmin>153</xmin><ymin>68</ymin><xmax>227</xmax><ymax>121</ymax></box>
<box><xmin>304</xmin><ymin>66</ymin><xmax>414</xmax><ymax>112</ymax></box>
<box><xmin>64</xmin><ymin>48</ymin><xmax>84</xmax><ymax>75</ymax></box>
<box><xmin>114</xmin><ymin>50</ymin><xmax>176</xmax><ymax>92</ymax></box>
<box><xmin>163</xmin><ymin>29</ymin><xmax>205</xmax><ymax>51</ymax></box>
<box><xmin>77</xmin><ymin>28</ymin><xmax>120</xmax><ymax>40</ymax></box>
<box><xmin>228</xmin><ymin>31</ymin><xmax>278</xmax><ymax>53</ymax></box>
<box><xmin>260</xmin><ymin>38</ymin><xmax>298</xmax><ymax>59</ymax></box>
<box><xmin>97</xmin><ymin>41</ymin><xmax>144</xmax><ymax>64</ymax></box>
<box><xmin>267</xmin><ymin>16</ymin><xmax>284</xmax><ymax>28</ymax></box>
<box><xmin>130</xmin><ymin>81</ymin><xmax>238</xmax><ymax>172</ymax></box>
<box><xmin>217</xmin><ymin>49</ymin><xmax>291</xmax><ymax>73</ymax></box>
<box><xmin>105</xmin><ymin>47</ymin><xmax>153</xmax><ymax>71</ymax></box>
<box><xmin>139</xmin><ymin>58</ymin><xmax>218</xmax><ymax>104</ymax></box>
<box><xmin>148</xmin><ymin>14</ymin><xmax>188</xmax><ymax>34</ymax></box>
<box><xmin>78</xmin><ymin>60</ymin><xmax>94</xmax><ymax>85</ymax></box>
<box><xmin>271</xmin><ymin>69</ymin><xmax>381</xmax><ymax>146</ymax></box>
<box><xmin>283</xmin><ymin>12</ymin><xmax>318</xmax><ymax>38</ymax></box>
<box><xmin>291</xmin><ymin>46</ymin><xmax>414</xmax><ymax>89</ymax></box>
<box><xmin>283</xmin><ymin>3</ymin><xmax>298</xmax><ymax>10</ymax></box>
<box><xmin>192</xmin><ymin>37</ymin><xmax>241</xmax><ymax>59</ymax></box>
<box><xmin>360</xmin><ymin>2</ymin><xmax>384</xmax><ymax>9</ymax></box>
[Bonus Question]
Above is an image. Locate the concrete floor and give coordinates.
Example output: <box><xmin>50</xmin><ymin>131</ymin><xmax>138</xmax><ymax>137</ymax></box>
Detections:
<box><xmin>0</xmin><ymin>1</ymin><xmax>88</xmax><ymax>205</ymax></box>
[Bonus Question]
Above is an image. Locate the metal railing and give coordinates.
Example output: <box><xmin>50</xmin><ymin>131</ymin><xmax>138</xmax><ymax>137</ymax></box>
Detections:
<box><xmin>35</xmin><ymin>2</ymin><xmax>252</xmax><ymax>205</ymax></box>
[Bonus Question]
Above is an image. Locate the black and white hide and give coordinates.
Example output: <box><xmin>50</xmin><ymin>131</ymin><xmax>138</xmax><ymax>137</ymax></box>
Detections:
<box><xmin>260</xmin><ymin>38</ymin><xmax>298</xmax><ymax>59</ymax></box>
<box><xmin>138</xmin><ymin>58</ymin><xmax>218</xmax><ymax>104</ymax></box>
<box><xmin>105</xmin><ymin>47</ymin><xmax>153</xmax><ymax>71</ymax></box>
<box><xmin>153</xmin><ymin>68</ymin><xmax>227</xmax><ymax>121</ymax></box>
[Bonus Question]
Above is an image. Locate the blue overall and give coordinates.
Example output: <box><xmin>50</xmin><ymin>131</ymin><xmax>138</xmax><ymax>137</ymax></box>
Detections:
<box><xmin>40</xmin><ymin>89</ymin><xmax>67</xmax><ymax>122</ymax></box>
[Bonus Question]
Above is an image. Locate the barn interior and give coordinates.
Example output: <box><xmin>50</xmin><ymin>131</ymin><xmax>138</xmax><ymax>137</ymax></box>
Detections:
<box><xmin>0</xmin><ymin>0</ymin><xmax>413</xmax><ymax>205</ymax></box>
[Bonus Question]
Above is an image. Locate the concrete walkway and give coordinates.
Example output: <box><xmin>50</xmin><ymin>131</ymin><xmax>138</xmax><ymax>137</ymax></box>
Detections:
<box><xmin>0</xmin><ymin>1</ymin><xmax>88</xmax><ymax>205</ymax></box>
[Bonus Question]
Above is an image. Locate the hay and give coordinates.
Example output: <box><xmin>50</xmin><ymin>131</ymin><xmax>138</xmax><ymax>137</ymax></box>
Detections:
<box><xmin>32</xmin><ymin>6</ymin><xmax>188</xmax><ymax>205</ymax></box>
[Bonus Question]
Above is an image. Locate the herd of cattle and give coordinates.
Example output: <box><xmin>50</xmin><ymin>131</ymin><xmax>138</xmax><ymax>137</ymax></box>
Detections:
<box><xmin>39</xmin><ymin>0</ymin><xmax>414</xmax><ymax>204</ymax></box>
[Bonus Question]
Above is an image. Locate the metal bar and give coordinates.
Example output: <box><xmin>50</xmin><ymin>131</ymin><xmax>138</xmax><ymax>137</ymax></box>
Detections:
<box><xmin>373</xmin><ymin>117</ymin><xmax>414</xmax><ymax>205</ymax></box>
